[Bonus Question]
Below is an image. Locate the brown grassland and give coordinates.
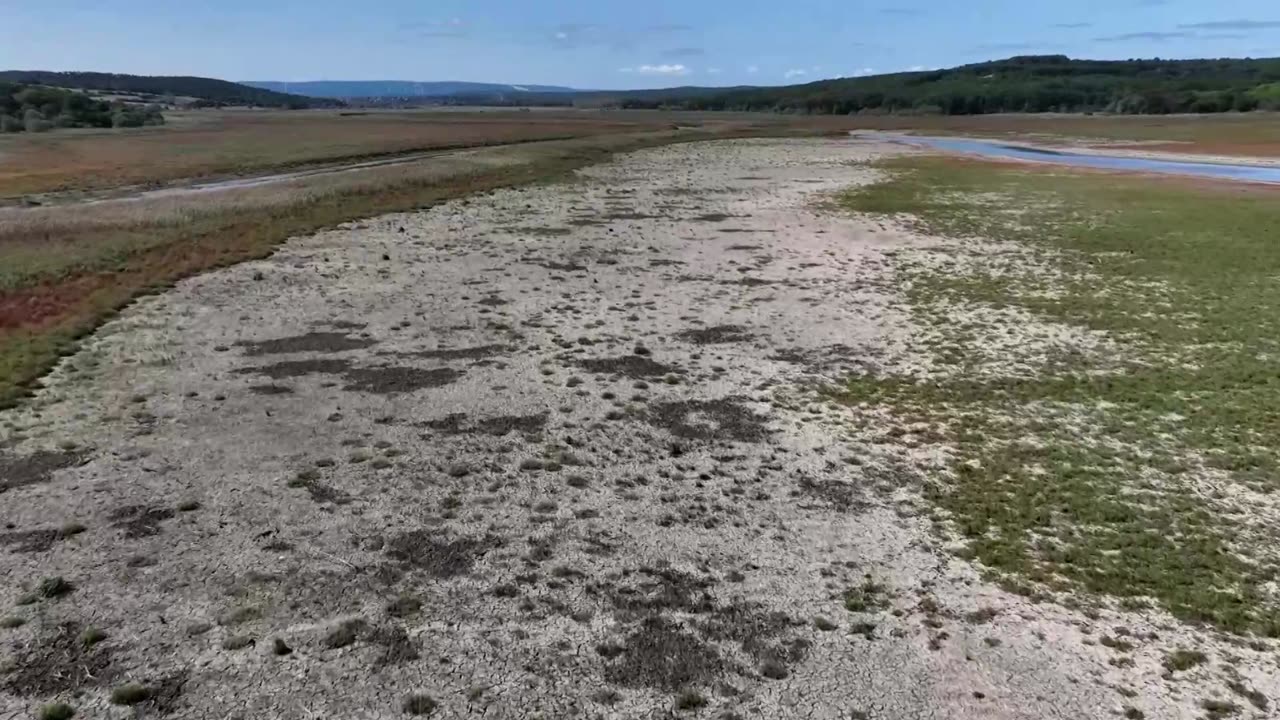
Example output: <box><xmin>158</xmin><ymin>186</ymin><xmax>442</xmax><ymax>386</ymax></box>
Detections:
<box><xmin>0</xmin><ymin>109</ymin><xmax>694</xmax><ymax>198</ymax></box>
<box><xmin>0</xmin><ymin>110</ymin><xmax>837</xmax><ymax>408</ymax></box>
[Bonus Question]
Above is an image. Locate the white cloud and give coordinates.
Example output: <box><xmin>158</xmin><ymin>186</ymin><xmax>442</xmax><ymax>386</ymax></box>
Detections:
<box><xmin>784</xmin><ymin>68</ymin><xmax>808</xmax><ymax>79</ymax></box>
<box><xmin>746</xmin><ymin>65</ymin><xmax>759</xmax><ymax>74</ymax></box>
<box><xmin>852</xmin><ymin>67</ymin><xmax>876</xmax><ymax>76</ymax></box>
<box><xmin>555</xmin><ymin>31</ymin><xmax>568</xmax><ymax>39</ymax></box>
<box><xmin>907</xmin><ymin>65</ymin><xmax>927</xmax><ymax>72</ymax></box>
<box><xmin>707</xmin><ymin>67</ymin><xmax>722</xmax><ymax>74</ymax></box>
<box><xmin>621</xmin><ymin>64</ymin><xmax>691</xmax><ymax>76</ymax></box>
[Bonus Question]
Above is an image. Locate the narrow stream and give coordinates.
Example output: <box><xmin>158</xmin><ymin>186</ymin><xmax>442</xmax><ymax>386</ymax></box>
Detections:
<box><xmin>862</xmin><ymin>133</ymin><xmax>1280</xmax><ymax>184</ymax></box>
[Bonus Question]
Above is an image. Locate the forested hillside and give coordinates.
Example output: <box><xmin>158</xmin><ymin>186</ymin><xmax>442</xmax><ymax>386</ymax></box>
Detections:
<box><xmin>1</xmin><ymin>82</ymin><xmax>163</xmax><ymax>132</ymax></box>
<box><xmin>615</xmin><ymin>56</ymin><xmax>1280</xmax><ymax>114</ymax></box>
<box><xmin>0</xmin><ymin>71</ymin><xmax>337</xmax><ymax>109</ymax></box>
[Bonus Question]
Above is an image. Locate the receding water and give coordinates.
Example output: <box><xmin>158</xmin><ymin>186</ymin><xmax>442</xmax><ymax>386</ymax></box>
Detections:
<box><xmin>862</xmin><ymin>133</ymin><xmax>1280</xmax><ymax>185</ymax></box>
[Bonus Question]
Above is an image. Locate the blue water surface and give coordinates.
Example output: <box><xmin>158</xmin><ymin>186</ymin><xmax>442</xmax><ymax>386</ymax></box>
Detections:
<box><xmin>866</xmin><ymin>134</ymin><xmax>1280</xmax><ymax>184</ymax></box>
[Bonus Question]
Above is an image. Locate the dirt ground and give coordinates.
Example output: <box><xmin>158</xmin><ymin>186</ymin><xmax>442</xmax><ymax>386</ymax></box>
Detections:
<box><xmin>0</xmin><ymin>138</ymin><xmax>1274</xmax><ymax>719</ymax></box>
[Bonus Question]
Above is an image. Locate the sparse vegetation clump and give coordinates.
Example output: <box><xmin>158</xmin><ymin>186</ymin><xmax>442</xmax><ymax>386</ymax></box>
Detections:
<box><xmin>1163</xmin><ymin>649</ymin><xmax>1208</xmax><ymax>673</ymax></box>
<box><xmin>675</xmin><ymin>689</ymin><xmax>708</xmax><ymax>710</ymax></box>
<box><xmin>37</xmin><ymin>703</ymin><xmax>76</xmax><ymax>720</ymax></box>
<box><xmin>842</xmin><ymin>579</ymin><xmax>889</xmax><ymax>613</ymax></box>
<box><xmin>110</xmin><ymin>683</ymin><xmax>151</xmax><ymax>706</ymax></box>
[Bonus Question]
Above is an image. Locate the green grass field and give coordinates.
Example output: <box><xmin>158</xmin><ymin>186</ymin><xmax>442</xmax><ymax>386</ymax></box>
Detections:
<box><xmin>836</xmin><ymin>158</ymin><xmax>1280</xmax><ymax>636</ymax></box>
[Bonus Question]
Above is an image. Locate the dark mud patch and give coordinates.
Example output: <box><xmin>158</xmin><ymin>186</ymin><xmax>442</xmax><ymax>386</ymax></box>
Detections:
<box><xmin>719</xmin><ymin>228</ymin><xmax>772</xmax><ymax>234</ymax></box>
<box><xmin>577</xmin><ymin>356</ymin><xmax>681</xmax><ymax>379</ymax></box>
<box><xmin>4</xmin><ymin>621</ymin><xmax>116</xmax><ymax>696</ymax></box>
<box><xmin>249</xmin><ymin>384</ymin><xmax>294</xmax><ymax>396</ymax></box>
<box><xmin>0</xmin><ymin>449</ymin><xmax>88</xmax><ymax>493</ymax></box>
<box><xmin>603</xmin><ymin>211</ymin><xmax>663</xmax><ymax>221</ymax></box>
<box><xmin>477</xmin><ymin>296</ymin><xmax>509</xmax><ymax>307</ymax></box>
<box><xmin>608</xmin><ymin>567</ymin><xmax>715</xmax><ymax>619</ymax></box>
<box><xmin>236</xmin><ymin>332</ymin><xmax>376</xmax><ymax>356</ymax></box>
<box><xmin>647</xmin><ymin>398</ymin><xmax>771</xmax><ymax>443</ymax></box>
<box><xmin>543</xmin><ymin>260</ymin><xmax>587</xmax><ymax>272</ymax></box>
<box><xmin>238</xmin><ymin>360</ymin><xmax>462</xmax><ymax>393</ymax></box>
<box><xmin>422</xmin><ymin>412</ymin><xmax>548</xmax><ymax>438</ymax></box>
<box><xmin>722</xmin><ymin>277</ymin><xmax>774</xmax><ymax>287</ymax></box>
<box><xmin>110</xmin><ymin>504</ymin><xmax>176</xmax><ymax>539</ymax></box>
<box><xmin>649</xmin><ymin>259</ymin><xmax>684</xmax><ymax>267</ymax></box>
<box><xmin>0</xmin><ymin>525</ymin><xmax>83</xmax><ymax>554</ymax></box>
<box><xmin>676</xmin><ymin>325</ymin><xmax>755</xmax><ymax>345</ymax></box>
<box><xmin>699</xmin><ymin>602</ymin><xmax>809</xmax><ymax>670</ymax></box>
<box><xmin>511</xmin><ymin>226</ymin><xmax>572</xmax><ymax>237</ymax></box>
<box><xmin>384</xmin><ymin>531</ymin><xmax>497</xmax><ymax>578</ymax></box>
<box><xmin>603</xmin><ymin>617</ymin><xmax>727</xmax><ymax>692</ymax></box>
<box><xmin>568</xmin><ymin>217</ymin><xmax>606</xmax><ymax>227</ymax></box>
<box><xmin>726</xmin><ymin>244</ymin><xmax>762</xmax><ymax>251</ymax></box>
<box><xmin>317</xmin><ymin>320</ymin><xmax>367</xmax><ymax>331</ymax></box>
<box><xmin>391</xmin><ymin>345</ymin><xmax>510</xmax><ymax>362</ymax></box>
<box><xmin>343</xmin><ymin>366</ymin><xmax>462</xmax><ymax>394</ymax></box>
<box><xmin>692</xmin><ymin>213</ymin><xmax>738</xmax><ymax>223</ymax></box>
<box><xmin>799</xmin><ymin>477</ymin><xmax>867</xmax><ymax>512</ymax></box>
<box><xmin>236</xmin><ymin>358</ymin><xmax>352</xmax><ymax>380</ymax></box>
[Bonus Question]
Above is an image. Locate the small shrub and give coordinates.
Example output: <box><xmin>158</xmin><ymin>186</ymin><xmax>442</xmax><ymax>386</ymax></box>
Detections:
<box><xmin>110</xmin><ymin>683</ymin><xmax>151</xmax><ymax>706</ymax></box>
<box><xmin>38</xmin><ymin>576</ymin><xmax>75</xmax><ymax>600</ymax></box>
<box><xmin>403</xmin><ymin>694</ymin><xmax>438</xmax><ymax>715</ymax></box>
<box><xmin>675</xmin><ymin>689</ymin><xmax>707</xmax><ymax>710</ymax></box>
<box><xmin>37</xmin><ymin>703</ymin><xmax>76</xmax><ymax>720</ymax></box>
<box><xmin>1163</xmin><ymin>648</ymin><xmax>1208</xmax><ymax>673</ymax></box>
<box><xmin>80</xmin><ymin>627</ymin><xmax>108</xmax><ymax>647</ymax></box>
<box><xmin>760</xmin><ymin>659</ymin><xmax>789</xmax><ymax>680</ymax></box>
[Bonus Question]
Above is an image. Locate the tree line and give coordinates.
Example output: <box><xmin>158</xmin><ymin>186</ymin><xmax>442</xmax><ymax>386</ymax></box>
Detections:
<box><xmin>472</xmin><ymin>56</ymin><xmax>1280</xmax><ymax>115</ymax></box>
<box><xmin>620</xmin><ymin>56</ymin><xmax>1280</xmax><ymax>114</ymax></box>
<box><xmin>1</xmin><ymin>83</ymin><xmax>164</xmax><ymax>133</ymax></box>
<box><xmin>0</xmin><ymin>71</ymin><xmax>339</xmax><ymax>109</ymax></box>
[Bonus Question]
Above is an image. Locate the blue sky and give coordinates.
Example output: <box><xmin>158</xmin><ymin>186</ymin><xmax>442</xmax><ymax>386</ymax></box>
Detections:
<box><xmin>5</xmin><ymin>0</ymin><xmax>1279</xmax><ymax>88</ymax></box>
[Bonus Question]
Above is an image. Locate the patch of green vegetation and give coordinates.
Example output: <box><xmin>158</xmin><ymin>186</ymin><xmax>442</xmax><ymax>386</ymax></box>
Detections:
<box><xmin>675</xmin><ymin>689</ymin><xmax>709</xmax><ymax>709</ymax></box>
<box><xmin>110</xmin><ymin>683</ymin><xmax>151</xmax><ymax>706</ymax></box>
<box><xmin>835</xmin><ymin>157</ymin><xmax>1280</xmax><ymax>636</ymax></box>
<box><xmin>842</xmin><ymin>578</ymin><xmax>890</xmax><ymax>613</ymax></box>
<box><xmin>37</xmin><ymin>703</ymin><xmax>76</xmax><ymax>720</ymax></box>
<box><xmin>1163</xmin><ymin>648</ymin><xmax>1209</xmax><ymax>673</ymax></box>
<box><xmin>80</xmin><ymin>627</ymin><xmax>107</xmax><ymax>648</ymax></box>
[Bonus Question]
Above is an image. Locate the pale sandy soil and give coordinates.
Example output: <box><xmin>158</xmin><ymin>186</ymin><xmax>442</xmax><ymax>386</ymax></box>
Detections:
<box><xmin>0</xmin><ymin>138</ymin><xmax>1274</xmax><ymax>719</ymax></box>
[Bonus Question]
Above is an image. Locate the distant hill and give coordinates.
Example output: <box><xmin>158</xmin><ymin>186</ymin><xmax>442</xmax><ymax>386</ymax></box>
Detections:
<box><xmin>242</xmin><ymin>80</ymin><xmax>578</xmax><ymax>99</ymax></box>
<box><xmin>607</xmin><ymin>56</ymin><xmax>1280</xmax><ymax>114</ymax></box>
<box><xmin>0</xmin><ymin>71</ymin><xmax>339</xmax><ymax>109</ymax></box>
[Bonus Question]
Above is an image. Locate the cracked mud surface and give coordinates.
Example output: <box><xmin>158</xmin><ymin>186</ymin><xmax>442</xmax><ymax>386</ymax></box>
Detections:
<box><xmin>1</xmin><ymin>138</ymin><xmax>1274</xmax><ymax>719</ymax></box>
